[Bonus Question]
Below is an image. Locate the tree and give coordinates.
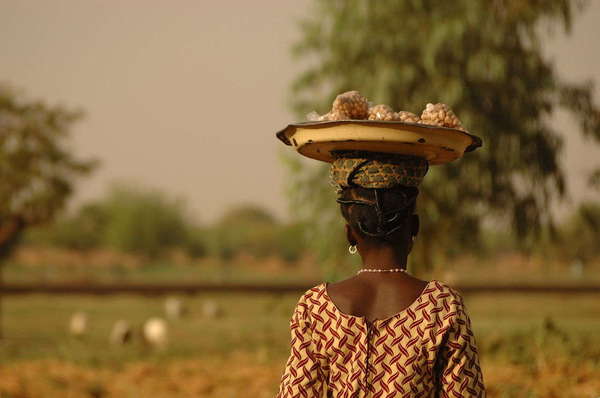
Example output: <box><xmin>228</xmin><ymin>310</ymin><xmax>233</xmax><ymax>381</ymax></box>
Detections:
<box><xmin>101</xmin><ymin>183</ymin><xmax>191</xmax><ymax>258</ymax></box>
<box><xmin>558</xmin><ymin>201</ymin><xmax>600</xmax><ymax>263</ymax></box>
<box><xmin>283</xmin><ymin>0</ymin><xmax>600</xmax><ymax>275</ymax></box>
<box><xmin>206</xmin><ymin>204</ymin><xmax>280</xmax><ymax>261</ymax></box>
<box><xmin>0</xmin><ymin>83</ymin><xmax>97</xmax><ymax>337</ymax></box>
<box><xmin>0</xmin><ymin>84</ymin><xmax>97</xmax><ymax>257</ymax></box>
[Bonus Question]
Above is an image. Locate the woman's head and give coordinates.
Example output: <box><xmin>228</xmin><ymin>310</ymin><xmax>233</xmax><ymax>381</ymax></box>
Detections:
<box><xmin>329</xmin><ymin>150</ymin><xmax>426</xmax><ymax>256</ymax></box>
<box><xmin>337</xmin><ymin>185</ymin><xmax>419</xmax><ymax>252</ymax></box>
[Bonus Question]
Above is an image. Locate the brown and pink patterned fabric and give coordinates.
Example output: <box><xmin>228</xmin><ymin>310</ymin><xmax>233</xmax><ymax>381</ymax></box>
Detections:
<box><xmin>275</xmin><ymin>280</ymin><xmax>485</xmax><ymax>398</ymax></box>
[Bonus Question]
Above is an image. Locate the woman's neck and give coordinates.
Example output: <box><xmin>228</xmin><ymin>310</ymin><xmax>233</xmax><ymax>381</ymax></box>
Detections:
<box><xmin>358</xmin><ymin>244</ymin><xmax>409</xmax><ymax>270</ymax></box>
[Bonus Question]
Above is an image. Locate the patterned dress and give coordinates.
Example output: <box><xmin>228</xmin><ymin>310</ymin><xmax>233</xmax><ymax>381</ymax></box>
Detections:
<box><xmin>275</xmin><ymin>280</ymin><xmax>485</xmax><ymax>398</ymax></box>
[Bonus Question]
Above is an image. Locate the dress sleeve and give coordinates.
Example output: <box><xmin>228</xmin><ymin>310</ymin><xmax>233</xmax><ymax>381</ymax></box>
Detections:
<box><xmin>275</xmin><ymin>294</ymin><xmax>326</xmax><ymax>398</ymax></box>
<box><xmin>438</xmin><ymin>294</ymin><xmax>486</xmax><ymax>397</ymax></box>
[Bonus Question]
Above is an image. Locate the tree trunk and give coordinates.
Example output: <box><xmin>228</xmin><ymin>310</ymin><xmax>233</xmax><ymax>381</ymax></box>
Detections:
<box><xmin>0</xmin><ymin>217</ymin><xmax>25</xmax><ymax>259</ymax></box>
<box><xmin>0</xmin><ymin>217</ymin><xmax>25</xmax><ymax>339</ymax></box>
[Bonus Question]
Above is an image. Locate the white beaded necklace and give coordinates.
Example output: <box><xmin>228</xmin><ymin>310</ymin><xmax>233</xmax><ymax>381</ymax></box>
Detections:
<box><xmin>356</xmin><ymin>267</ymin><xmax>406</xmax><ymax>275</ymax></box>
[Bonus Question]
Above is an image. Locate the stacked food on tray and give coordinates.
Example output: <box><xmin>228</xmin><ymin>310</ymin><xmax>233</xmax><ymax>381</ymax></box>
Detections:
<box><xmin>310</xmin><ymin>90</ymin><xmax>464</xmax><ymax>131</ymax></box>
<box><xmin>276</xmin><ymin>90</ymin><xmax>482</xmax><ymax>165</ymax></box>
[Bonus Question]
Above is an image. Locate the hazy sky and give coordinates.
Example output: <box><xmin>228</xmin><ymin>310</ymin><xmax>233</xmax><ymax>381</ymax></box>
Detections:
<box><xmin>2</xmin><ymin>1</ymin><xmax>599</xmax><ymax>223</ymax></box>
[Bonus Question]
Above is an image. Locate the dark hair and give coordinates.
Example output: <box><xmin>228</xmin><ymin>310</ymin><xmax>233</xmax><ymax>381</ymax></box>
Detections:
<box><xmin>337</xmin><ymin>185</ymin><xmax>419</xmax><ymax>244</ymax></box>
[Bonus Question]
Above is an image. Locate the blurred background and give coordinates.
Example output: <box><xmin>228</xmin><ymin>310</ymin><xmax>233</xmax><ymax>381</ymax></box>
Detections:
<box><xmin>1</xmin><ymin>1</ymin><xmax>599</xmax><ymax>397</ymax></box>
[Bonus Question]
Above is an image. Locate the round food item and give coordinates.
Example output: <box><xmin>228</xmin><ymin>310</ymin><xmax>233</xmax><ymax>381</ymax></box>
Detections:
<box><xmin>332</xmin><ymin>91</ymin><xmax>369</xmax><ymax>119</ymax></box>
<box><xmin>368</xmin><ymin>104</ymin><xmax>395</xmax><ymax>121</ymax></box>
<box><xmin>420</xmin><ymin>103</ymin><xmax>464</xmax><ymax>130</ymax></box>
<box><xmin>393</xmin><ymin>111</ymin><xmax>420</xmax><ymax>123</ymax></box>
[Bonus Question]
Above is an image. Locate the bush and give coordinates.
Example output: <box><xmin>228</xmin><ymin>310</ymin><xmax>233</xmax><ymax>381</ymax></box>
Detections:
<box><xmin>25</xmin><ymin>183</ymin><xmax>203</xmax><ymax>259</ymax></box>
<box><xmin>25</xmin><ymin>203</ymin><xmax>107</xmax><ymax>250</ymax></box>
<box><xmin>557</xmin><ymin>201</ymin><xmax>600</xmax><ymax>262</ymax></box>
<box><xmin>24</xmin><ymin>186</ymin><xmax>313</xmax><ymax>263</ymax></box>
<box><xmin>184</xmin><ymin>226</ymin><xmax>208</xmax><ymax>258</ymax></box>
<box><xmin>206</xmin><ymin>204</ymin><xmax>280</xmax><ymax>260</ymax></box>
<box><xmin>101</xmin><ymin>184</ymin><xmax>190</xmax><ymax>258</ymax></box>
<box><xmin>275</xmin><ymin>222</ymin><xmax>305</xmax><ymax>263</ymax></box>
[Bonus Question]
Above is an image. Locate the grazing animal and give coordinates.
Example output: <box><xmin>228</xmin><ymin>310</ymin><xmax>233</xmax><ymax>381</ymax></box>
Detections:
<box><xmin>109</xmin><ymin>320</ymin><xmax>132</xmax><ymax>345</ymax></box>
<box><xmin>164</xmin><ymin>297</ymin><xmax>187</xmax><ymax>319</ymax></box>
<box><xmin>142</xmin><ymin>317</ymin><xmax>168</xmax><ymax>349</ymax></box>
<box><xmin>69</xmin><ymin>312</ymin><xmax>88</xmax><ymax>337</ymax></box>
<box><xmin>202</xmin><ymin>299</ymin><xmax>223</xmax><ymax>319</ymax></box>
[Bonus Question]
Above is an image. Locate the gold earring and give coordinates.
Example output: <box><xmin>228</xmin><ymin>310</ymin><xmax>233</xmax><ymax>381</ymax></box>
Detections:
<box><xmin>348</xmin><ymin>244</ymin><xmax>357</xmax><ymax>254</ymax></box>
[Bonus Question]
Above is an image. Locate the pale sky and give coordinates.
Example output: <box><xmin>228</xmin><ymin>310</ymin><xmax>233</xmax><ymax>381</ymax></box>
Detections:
<box><xmin>2</xmin><ymin>1</ymin><xmax>599</xmax><ymax>223</ymax></box>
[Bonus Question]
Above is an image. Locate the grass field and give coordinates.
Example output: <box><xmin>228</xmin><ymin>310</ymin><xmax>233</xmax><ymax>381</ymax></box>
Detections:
<box><xmin>6</xmin><ymin>248</ymin><xmax>600</xmax><ymax>286</ymax></box>
<box><xmin>1</xmin><ymin>288</ymin><xmax>599</xmax><ymax>397</ymax></box>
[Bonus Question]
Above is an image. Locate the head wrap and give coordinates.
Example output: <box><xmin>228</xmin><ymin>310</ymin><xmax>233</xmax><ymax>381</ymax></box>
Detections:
<box><xmin>329</xmin><ymin>150</ymin><xmax>429</xmax><ymax>191</ymax></box>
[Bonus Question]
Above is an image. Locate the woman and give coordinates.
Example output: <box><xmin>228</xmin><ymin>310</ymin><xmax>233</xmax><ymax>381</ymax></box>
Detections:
<box><xmin>275</xmin><ymin>151</ymin><xmax>485</xmax><ymax>397</ymax></box>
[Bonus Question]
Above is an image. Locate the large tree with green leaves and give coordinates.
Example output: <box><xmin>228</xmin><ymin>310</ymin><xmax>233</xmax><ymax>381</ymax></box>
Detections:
<box><xmin>0</xmin><ymin>83</ymin><xmax>97</xmax><ymax>338</ymax></box>
<box><xmin>283</xmin><ymin>0</ymin><xmax>600</xmax><ymax>276</ymax></box>
<box><xmin>0</xmin><ymin>84</ymin><xmax>97</xmax><ymax>258</ymax></box>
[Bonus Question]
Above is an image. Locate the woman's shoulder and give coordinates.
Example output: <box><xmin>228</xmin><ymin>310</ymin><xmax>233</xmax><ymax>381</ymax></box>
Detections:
<box><xmin>426</xmin><ymin>280</ymin><xmax>472</xmax><ymax>327</ymax></box>
<box><xmin>429</xmin><ymin>279</ymin><xmax>463</xmax><ymax>296</ymax></box>
<box><xmin>291</xmin><ymin>283</ymin><xmax>327</xmax><ymax>312</ymax></box>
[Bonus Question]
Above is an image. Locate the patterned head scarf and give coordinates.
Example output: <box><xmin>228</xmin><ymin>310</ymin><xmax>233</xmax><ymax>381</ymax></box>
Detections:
<box><xmin>329</xmin><ymin>150</ymin><xmax>429</xmax><ymax>192</ymax></box>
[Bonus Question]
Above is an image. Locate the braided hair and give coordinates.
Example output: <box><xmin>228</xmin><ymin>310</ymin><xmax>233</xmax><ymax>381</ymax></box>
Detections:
<box><xmin>337</xmin><ymin>185</ymin><xmax>419</xmax><ymax>244</ymax></box>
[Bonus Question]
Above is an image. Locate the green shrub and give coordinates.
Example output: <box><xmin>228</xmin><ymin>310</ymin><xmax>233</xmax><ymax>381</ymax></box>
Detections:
<box><xmin>24</xmin><ymin>203</ymin><xmax>107</xmax><ymax>250</ymax></box>
<box><xmin>275</xmin><ymin>222</ymin><xmax>305</xmax><ymax>263</ymax></box>
<box><xmin>560</xmin><ymin>202</ymin><xmax>600</xmax><ymax>262</ymax></box>
<box><xmin>25</xmin><ymin>182</ymin><xmax>200</xmax><ymax>259</ymax></box>
<box><xmin>101</xmin><ymin>183</ymin><xmax>189</xmax><ymax>258</ymax></box>
<box><xmin>206</xmin><ymin>204</ymin><xmax>280</xmax><ymax>260</ymax></box>
<box><xmin>184</xmin><ymin>226</ymin><xmax>208</xmax><ymax>258</ymax></box>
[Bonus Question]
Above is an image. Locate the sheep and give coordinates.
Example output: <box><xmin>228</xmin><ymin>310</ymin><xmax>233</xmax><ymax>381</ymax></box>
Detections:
<box><xmin>109</xmin><ymin>320</ymin><xmax>132</xmax><ymax>345</ymax></box>
<box><xmin>141</xmin><ymin>317</ymin><xmax>168</xmax><ymax>349</ymax></box>
<box><xmin>202</xmin><ymin>299</ymin><xmax>223</xmax><ymax>319</ymax></box>
<box><xmin>164</xmin><ymin>297</ymin><xmax>187</xmax><ymax>320</ymax></box>
<box><xmin>68</xmin><ymin>312</ymin><xmax>88</xmax><ymax>337</ymax></box>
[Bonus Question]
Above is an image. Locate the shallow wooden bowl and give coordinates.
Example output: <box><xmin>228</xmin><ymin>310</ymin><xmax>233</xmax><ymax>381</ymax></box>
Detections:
<box><xmin>276</xmin><ymin>120</ymin><xmax>482</xmax><ymax>165</ymax></box>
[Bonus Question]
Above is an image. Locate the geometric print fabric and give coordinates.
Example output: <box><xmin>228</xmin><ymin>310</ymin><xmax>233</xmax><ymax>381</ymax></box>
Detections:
<box><xmin>275</xmin><ymin>280</ymin><xmax>485</xmax><ymax>397</ymax></box>
<box><xmin>330</xmin><ymin>154</ymin><xmax>429</xmax><ymax>189</ymax></box>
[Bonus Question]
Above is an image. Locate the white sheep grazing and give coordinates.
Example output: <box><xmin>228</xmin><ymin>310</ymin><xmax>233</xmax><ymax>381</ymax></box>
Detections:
<box><xmin>202</xmin><ymin>299</ymin><xmax>223</xmax><ymax>319</ymax></box>
<box><xmin>109</xmin><ymin>320</ymin><xmax>132</xmax><ymax>345</ymax></box>
<box><xmin>69</xmin><ymin>312</ymin><xmax>88</xmax><ymax>337</ymax></box>
<box><xmin>142</xmin><ymin>317</ymin><xmax>168</xmax><ymax>349</ymax></box>
<box><xmin>164</xmin><ymin>297</ymin><xmax>187</xmax><ymax>319</ymax></box>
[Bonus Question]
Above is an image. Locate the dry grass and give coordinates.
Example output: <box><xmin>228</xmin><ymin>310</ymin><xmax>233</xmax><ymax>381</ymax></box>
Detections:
<box><xmin>4</xmin><ymin>248</ymin><xmax>319</xmax><ymax>284</ymax></box>
<box><xmin>0</xmin><ymin>352</ymin><xmax>599</xmax><ymax>398</ymax></box>
<box><xmin>0</xmin><ymin>354</ymin><xmax>278</xmax><ymax>398</ymax></box>
<box><xmin>482</xmin><ymin>357</ymin><xmax>600</xmax><ymax>398</ymax></box>
<box><xmin>0</xmin><ymin>351</ymin><xmax>279</xmax><ymax>398</ymax></box>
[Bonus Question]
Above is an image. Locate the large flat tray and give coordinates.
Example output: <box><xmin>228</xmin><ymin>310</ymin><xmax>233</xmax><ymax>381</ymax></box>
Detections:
<box><xmin>275</xmin><ymin>120</ymin><xmax>482</xmax><ymax>165</ymax></box>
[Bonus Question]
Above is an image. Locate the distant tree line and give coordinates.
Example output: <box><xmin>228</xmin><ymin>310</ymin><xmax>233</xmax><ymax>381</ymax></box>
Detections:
<box><xmin>471</xmin><ymin>200</ymin><xmax>600</xmax><ymax>265</ymax></box>
<box><xmin>23</xmin><ymin>182</ymin><xmax>307</xmax><ymax>263</ymax></box>
<box><xmin>20</xmin><ymin>181</ymin><xmax>600</xmax><ymax>266</ymax></box>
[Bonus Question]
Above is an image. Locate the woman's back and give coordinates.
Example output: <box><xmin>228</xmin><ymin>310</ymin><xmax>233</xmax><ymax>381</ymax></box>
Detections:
<box><xmin>276</xmin><ymin>279</ymin><xmax>485</xmax><ymax>398</ymax></box>
<box><xmin>324</xmin><ymin>274</ymin><xmax>429</xmax><ymax>323</ymax></box>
